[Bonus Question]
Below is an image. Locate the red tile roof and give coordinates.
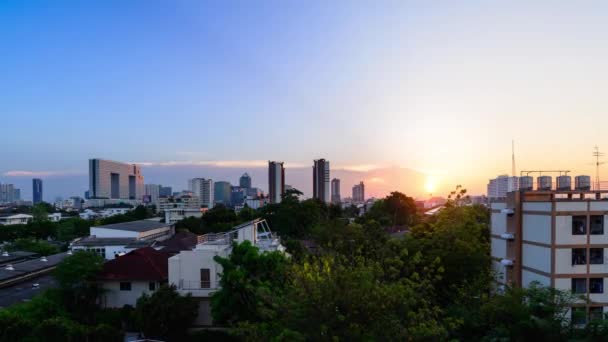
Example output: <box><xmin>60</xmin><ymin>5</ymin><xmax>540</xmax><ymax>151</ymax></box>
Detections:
<box><xmin>97</xmin><ymin>247</ymin><xmax>170</xmax><ymax>281</ymax></box>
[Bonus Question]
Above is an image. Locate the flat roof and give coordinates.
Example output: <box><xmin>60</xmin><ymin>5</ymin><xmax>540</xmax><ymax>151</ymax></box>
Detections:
<box><xmin>0</xmin><ymin>251</ymin><xmax>38</xmax><ymax>266</ymax></box>
<box><xmin>92</xmin><ymin>220</ymin><xmax>171</xmax><ymax>232</ymax></box>
<box><xmin>72</xmin><ymin>236</ymin><xmax>136</xmax><ymax>247</ymax></box>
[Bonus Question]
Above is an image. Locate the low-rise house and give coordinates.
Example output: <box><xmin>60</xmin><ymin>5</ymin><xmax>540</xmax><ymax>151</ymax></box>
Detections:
<box><xmin>97</xmin><ymin>247</ymin><xmax>170</xmax><ymax>308</ymax></box>
<box><xmin>71</xmin><ymin>220</ymin><xmax>174</xmax><ymax>259</ymax></box>
<box><xmin>47</xmin><ymin>213</ymin><xmax>62</xmax><ymax>222</ymax></box>
<box><xmin>168</xmin><ymin>219</ymin><xmax>285</xmax><ymax>325</ymax></box>
<box><xmin>0</xmin><ymin>214</ymin><xmax>33</xmax><ymax>226</ymax></box>
<box><xmin>164</xmin><ymin>208</ymin><xmax>203</xmax><ymax>225</ymax></box>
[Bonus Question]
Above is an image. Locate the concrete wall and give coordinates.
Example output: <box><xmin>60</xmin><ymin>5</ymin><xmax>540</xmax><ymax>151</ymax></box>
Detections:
<box><xmin>555</xmin><ymin>248</ymin><xmax>587</xmax><ymax>274</ymax></box>
<box><xmin>90</xmin><ymin>227</ymin><xmax>138</xmax><ymax>238</ymax></box>
<box><xmin>101</xmin><ymin>281</ymin><xmax>159</xmax><ymax>308</ymax></box>
<box><xmin>491</xmin><ymin>238</ymin><xmax>507</xmax><ymax>259</ymax></box>
<box><xmin>590</xmin><ymin>215</ymin><xmax>608</xmax><ymax>244</ymax></box>
<box><xmin>590</xmin><ymin>202</ymin><xmax>608</xmax><ymax>211</ymax></box>
<box><xmin>556</xmin><ymin>216</ymin><xmax>586</xmax><ymax>245</ymax></box>
<box><xmin>556</xmin><ymin>202</ymin><xmax>587</xmax><ymax>212</ymax></box>
<box><xmin>522</xmin><ymin>270</ymin><xmax>550</xmax><ymax>287</ymax></box>
<box><xmin>522</xmin><ymin>243</ymin><xmax>551</xmax><ymax>273</ymax></box>
<box><xmin>523</xmin><ymin>202</ymin><xmax>552</xmax><ymax>212</ymax></box>
<box><xmin>491</xmin><ymin>212</ymin><xmax>507</xmax><ymax>236</ymax></box>
<box><xmin>522</xmin><ymin>214</ymin><xmax>551</xmax><ymax>243</ymax></box>
<box><xmin>168</xmin><ymin>248</ymin><xmax>229</xmax><ymax>296</ymax></box>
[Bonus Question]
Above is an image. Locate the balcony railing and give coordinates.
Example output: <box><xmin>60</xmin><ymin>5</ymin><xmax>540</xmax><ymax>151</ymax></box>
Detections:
<box><xmin>178</xmin><ymin>279</ymin><xmax>215</xmax><ymax>290</ymax></box>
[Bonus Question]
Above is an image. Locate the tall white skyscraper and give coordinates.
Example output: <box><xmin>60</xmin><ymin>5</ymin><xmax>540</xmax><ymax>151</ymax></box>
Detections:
<box><xmin>313</xmin><ymin>159</ymin><xmax>330</xmax><ymax>203</ymax></box>
<box><xmin>188</xmin><ymin>178</ymin><xmax>214</xmax><ymax>208</ymax></box>
<box><xmin>268</xmin><ymin>161</ymin><xmax>285</xmax><ymax>204</ymax></box>
<box><xmin>89</xmin><ymin>159</ymin><xmax>144</xmax><ymax>199</ymax></box>
<box><xmin>487</xmin><ymin>175</ymin><xmax>519</xmax><ymax>200</ymax></box>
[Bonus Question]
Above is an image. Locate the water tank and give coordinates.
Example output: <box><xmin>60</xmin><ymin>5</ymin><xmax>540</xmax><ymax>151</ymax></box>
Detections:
<box><xmin>556</xmin><ymin>175</ymin><xmax>571</xmax><ymax>191</ymax></box>
<box><xmin>575</xmin><ymin>175</ymin><xmax>591</xmax><ymax>190</ymax></box>
<box><xmin>519</xmin><ymin>176</ymin><xmax>533</xmax><ymax>191</ymax></box>
<box><xmin>537</xmin><ymin>176</ymin><xmax>552</xmax><ymax>191</ymax></box>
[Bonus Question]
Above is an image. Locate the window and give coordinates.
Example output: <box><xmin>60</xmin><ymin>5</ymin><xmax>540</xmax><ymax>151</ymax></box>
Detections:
<box><xmin>590</xmin><ymin>307</ymin><xmax>605</xmax><ymax>321</ymax></box>
<box><xmin>591</xmin><ymin>278</ymin><xmax>604</xmax><ymax>294</ymax></box>
<box><xmin>120</xmin><ymin>282</ymin><xmax>132</xmax><ymax>291</ymax></box>
<box><xmin>572</xmin><ymin>278</ymin><xmax>587</xmax><ymax>294</ymax></box>
<box><xmin>572</xmin><ymin>307</ymin><xmax>587</xmax><ymax>325</ymax></box>
<box><xmin>572</xmin><ymin>248</ymin><xmax>587</xmax><ymax>265</ymax></box>
<box><xmin>591</xmin><ymin>215</ymin><xmax>604</xmax><ymax>235</ymax></box>
<box><xmin>572</xmin><ymin>216</ymin><xmax>587</xmax><ymax>235</ymax></box>
<box><xmin>200</xmin><ymin>268</ymin><xmax>211</xmax><ymax>289</ymax></box>
<box><xmin>591</xmin><ymin>248</ymin><xmax>604</xmax><ymax>265</ymax></box>
<box><xmin>149</xmin><ymin>282</ymin><xmax>156</xmax><ymax>291</ymax></box>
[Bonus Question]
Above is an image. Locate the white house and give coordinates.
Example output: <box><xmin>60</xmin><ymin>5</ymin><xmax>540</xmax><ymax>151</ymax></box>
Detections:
<box><xmin>0</xmin><ymin>214</ymin><xmax>33</xmax><ymax>226</ymax></box>
<box><xmin>97</xmin><ymin>247</ymin><xmax>170</xmax><ymax>308</ymax></box>
<box><xmin>168</xmin><ymin>219</ymin><xmax>285</xmax><ymax>325</ymax></box>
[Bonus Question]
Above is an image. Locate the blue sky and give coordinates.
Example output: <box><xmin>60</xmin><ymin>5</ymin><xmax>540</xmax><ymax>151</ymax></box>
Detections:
<box><xmin>4</xmin><ymin>1</ymin><xmax>608</xmax><ymax>200</ymax></box>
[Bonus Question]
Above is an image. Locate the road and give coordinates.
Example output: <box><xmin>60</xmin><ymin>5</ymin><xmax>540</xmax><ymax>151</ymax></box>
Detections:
<box><xmin>0</xmin><ymin>275</ymin><xmax>57</xmax><ymax>308</ymax></box>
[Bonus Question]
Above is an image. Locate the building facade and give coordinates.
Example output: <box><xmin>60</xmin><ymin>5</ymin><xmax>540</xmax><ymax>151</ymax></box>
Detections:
<box><xmin>331</xmin><ymin>178</ymin><xmax>341</xmax><ymax>204</ymax></box>
<box><xmin>188</xmin><ymin>178</ymin><xmax>214</xmax><ymax>208</ymax></box>
<box><xmin>0</xmin><ymin>183</ymin><xmax>19</xmax><ymax>204</ymax></box>
<box><xmin>491</xmin><ymin>175</ymin><xmax>608</xmax><ymax>324</ymax></box>
<box><xmin>32</xmin><ymin>178</ymin><xmax>43</xmax><ymax>204</ymax></box>
<box><xmin>487</xmin><ymin>175</ymin><xmax>519</xmax><ymax>200</ymax></box>
<box><xmin>268</xmin><ymin>161</ymin><xmax>285</xmax><ymax>204</ymax></box>
<box><xmin>313</xmin><ymin>159</ymin><xmax>330</xmax><ymax>203</ymax></box>
<box><xmin>88</xmin><ymin>159</ymin><xmax>144</xmax><ymax>199</ymax></box>
<box><xmin>214</xmin><ymin>181</ymin><xmax>232</xmax><ymax>206</ymax></box>
<box><xmin>239</xmin><ymin>173</ymin><xmax>252</xmax><ymax>189</ymax></box>
<box><xmin>353</xmin><ymin>181</ymin><xmax>365</xmax><ymax>203</ymax></box>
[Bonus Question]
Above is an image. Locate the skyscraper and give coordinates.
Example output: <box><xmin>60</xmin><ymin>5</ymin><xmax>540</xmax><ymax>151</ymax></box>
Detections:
<box><xmin>268</xmin><ymin>161</ymin><xmax>285</xmax><ymax>204</ymax></box>
<box><xmin>88</xmin><ymin>159</ymin><xmax>144</xmax><ymax>199</ymax></box>
<box><xmin>313</xmin><ymin>159</ymin><xmax>330</xmax><ymax>203</ymax></box>
<box><xmin>214</xmin><ymin>181</ymin><xmax>232</xmax><ymax>206</ymax></box>
<box><xmin>159</xmin><ymin>186</ymin><xmax>172</xmax><ymax>198</ymax></box>
<box><xmin>239</xmin><ymin>173</ymin><xmax>252</xmax><ymax>189</ymax></box>
<box><xmin>352</xmin><ymin>181</ymin><xmax>365</xmax><ymax>203</ymax></box>
<box><xmin>188</xmin><ymin>178</ymin><xmax>214</xmax><ymax>208</ymax></box>
<box><xmin>145</xmin><ymin>184</ymin><xmax>161</xmax><ymax>204</ymax></box>
<box><xmin>0</xmin><ymin>183</ymin><xmax>16</xmax><ymax>204</ymax></box>
<box><xmin>331</xmin><ymin>178</ymin><xmax>341</xmax><ymax>204</ymax></box>
<box><xmin>32</xmin><ymin>178</ymin><xmax>43</xmax><ymax>204</ymax></box>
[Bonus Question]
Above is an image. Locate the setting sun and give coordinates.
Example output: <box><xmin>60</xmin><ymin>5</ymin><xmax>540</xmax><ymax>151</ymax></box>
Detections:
<box><xmin>425</xmin><ymin>175</ymin><xmax>438</xmax><ymax>194</ymax></box>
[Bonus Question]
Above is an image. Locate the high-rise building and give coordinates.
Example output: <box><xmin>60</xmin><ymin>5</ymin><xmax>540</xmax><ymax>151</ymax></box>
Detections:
<box><xmin>13</xmin><ymin>188</ymin><xmax>20</xmax><ymax>202</ymax></box>
<box><xmin>331</xmin><ymin>178</ymin><xmax>341</xmax><ymax>204</ymax></box>
<box><xmin>487</xmin><ymin>175</ymin><xmax>519</xmax><ymax>200</ymax></box>
<box><xmin>88</xmin><ymin>159</ymin><xmax>144</xmax><ymax>199</ymax></box>
<box><xmin>239</xmin><ymin>173</ymin><xmax>252</xmax><ymax>189</ymax></box>
<box><xmin>0</xmin><ymin>183</ymin><xmax>17</xmax><ymax>204</ymax></box>
<box><xmin>268</xmin><ymin>161</ymin><xmax>285</xmax><ymax>204</ymax></box>
<box><xmin>231</xmin><ymin>186</ymin><xmax>247</xmax><ymax>207</ymax></box>
<box><xmin>352</xmin><ymin>181</ymin><xmax>365</xmax><ymax>203</ymax></box>
<box><xmin>32</xmin><ymin>178</ymin><xmax>43</xmax><ymax>204</ymax></box>
<box><xmin>214</xmin><ymin>181</ymin><xmax>232</xmax><ymax>206</ymax></box>
<box><xmin>188</xmin><ymin>178</ymin><xmax>214</xmax><ymax>208</ymax></box>
<box><xmin>159</xmin><ymin>186</ymin><xmax>172</xmax><ymax>198</ymax></box>
<box><xmin>145</xmin><ymin>184</ymin><xmax>161</xmax><ymax>204</ymax></box>
<box><xmin>313</xmin><ymin>159</ymin><xmax>330</xmax><ymax>203</ymax></box>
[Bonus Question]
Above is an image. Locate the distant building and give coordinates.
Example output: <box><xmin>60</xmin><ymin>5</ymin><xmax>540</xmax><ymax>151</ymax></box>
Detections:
<box><xmin>239</xmin><ymin>173</ymin><xmax>252</xmax><ymax>189</ymax></box>
<box><xmin>313</xmin><ymin>159</ymin><xmax>330</xmax><ymax>203</ymax></box>
<box><xmin>0</xmin><ymin>214</ymin><xmax>33</xmax><ymax>225</ymax></box>
<box><xmin>188</xmin><ymin>178</ymin><xmax>214</xmax><ymax>208</ymax></box>
<box><xmin>214</xmin><ymin>181</ymin><xmax>232</xmax><ymax>206</ymax></box>
<box><xmin>157</xmin><ymin>195</ymin><xmax>201</xmax><ymax>213</ymax></box>
<box><xmin>246</xmin><ymin>187</ymin><xmax>262</xmax><ymax>198</ymax></box>
<box><xmin>97</xmin><ymin>247</ymin><xmax>171</xmax><ymax>308</ymax></box>
<box><xmin>159</xmin><ymin>186</ymin><xmax>172</xmax><ymax>198</ymax></box>
<box><xmin>331</xmin><ymin>178</ymin><xmax>341</xmax><ymax>204</ymax></box>
<box><xmin>0</xmin><ymin>183</ymin><xmax>19</xmax><ymax>204</ymax></box>
<box><xmin>231</xmin><ymin>187</ymin><xmax>246</xmax><ymax>207</ymax></box>
<box><xmin>487</xmin><ymin>175</ymin><xmax>519</xmax><ymax>200</ymax></box>
<box><xmin>32</xmin><ymin>178</ymin><xmax>43</xmax><ymax>204</ymax></box>
<box><xmin>145</xmin><ymin>184</ymin><xmax>161</xmax><ymax>204</ymax></box>
<box><xmin>268</xmin><ymin>161</ymin><xmax>285</xmax><ymax>204</ymax></box>
<box><xmin>352</xmin><ymin>181</ymin><xmax>365</xmax><ymax>203</ymax></box>
<box><xmin>89</xmin><ymin>159</ymin><xmax>144</xmax><ymax>199</ymax></box>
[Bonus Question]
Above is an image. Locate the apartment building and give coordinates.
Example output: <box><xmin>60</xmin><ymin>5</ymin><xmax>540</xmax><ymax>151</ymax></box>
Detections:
<box><xmin>491</xmin><ymin>174</ymin><xmax>608</xmax><ymax>323</ymax></box>
<box><xmin>188</xmin><ymin>178</ymin><xmax>214</xmax><ymax>208</ymax></box>
<box><xmin>89</xmin><ymin>159</ymin><xmax>144</xmax><ymax>200</ymax></box>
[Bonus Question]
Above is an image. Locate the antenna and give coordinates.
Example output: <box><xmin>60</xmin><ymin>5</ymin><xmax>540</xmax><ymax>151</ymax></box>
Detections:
<box><xmin>512</xmin><ymin>140</ymin><xmax>516</xmax><ymax>177</ymax></box>
<box><xmin>593</xmin><ymin>146</ymin><xmax>605</xmax><ymax>190</ymax></box>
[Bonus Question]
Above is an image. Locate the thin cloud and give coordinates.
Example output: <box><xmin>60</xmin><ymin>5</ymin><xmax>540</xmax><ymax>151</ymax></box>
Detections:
<box><xmin>336</xmin><ymin>164</ymin><xmax>384</xmax><ymax>172</ymax></box>
<box><xmin>134</xmin><ymin>160</ymin><xmax>271</xmax><ymax>168</ymax></box>
<box><xmin>3</xmin><ymin>170</ymin><xmax>85</xmax><ymax>177</ymax></box>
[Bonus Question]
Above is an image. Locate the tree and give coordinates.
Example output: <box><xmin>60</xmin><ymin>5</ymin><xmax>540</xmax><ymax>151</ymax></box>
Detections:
<box><xmin>135</xmin><ymin>285</ymin><xmax>198</xmax><ymax>341</ymax></box>
<box><xmin>360</xmin><ymin>192</ymin><xmax>418</xmax><ymax>228</ymax></box>
<box><xmin>5</xmin><ymin>238</ymin><xmax>59</xmax><ymax>255</ymax></box>
<box><xmin>32</xmin><ymin>203</ymin><xmax>50</xmax><ymax>222</ymax></box>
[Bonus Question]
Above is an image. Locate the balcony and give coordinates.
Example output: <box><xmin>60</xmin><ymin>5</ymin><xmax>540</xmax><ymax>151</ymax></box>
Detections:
<box><xmin>176</xmin><ymin>279</ymin><xmax>218</xmax><ymax>298</ymax></box>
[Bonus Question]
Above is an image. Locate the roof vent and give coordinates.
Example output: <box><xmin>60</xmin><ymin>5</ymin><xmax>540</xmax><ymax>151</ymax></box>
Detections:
<box><xmin>5</xmin><ymin>264</ymin><xmax>14</xmax><ymax>271</ymax></box>
<box><xmin>67</xmin><ymin>250</ymin><xmax>73</xmax><ymax>255</ymax></box>
<box><xmin>40</xmin><ymin>256</ymin><xmax>48</xmax><ymax>262</ymax></box>
<box><xmin>1</xmin><ymin>251</ymin><xmax>9</xmax><ymax>257</ymax></box>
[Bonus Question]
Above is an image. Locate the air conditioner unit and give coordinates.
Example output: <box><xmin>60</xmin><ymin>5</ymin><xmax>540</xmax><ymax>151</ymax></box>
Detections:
<box><xmin>500</xmin><ymin>259</ymin><xmax>514</xmax><ymax>267</ymax></box>
<box><xmin>500</xmin><ymin>233</ymin><xmax>515</xmax><ymax>240</ymax></box>
<box><xmin>501</xmin><ymin>208</ymin><xmax>515</xmax><ymax>215</ymax></box>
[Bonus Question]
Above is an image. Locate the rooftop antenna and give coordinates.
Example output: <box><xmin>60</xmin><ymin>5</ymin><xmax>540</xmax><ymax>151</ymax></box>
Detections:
<box><xmin>512</xmin><ymin>140</ymin><xmax>516</xmax><ymax>177</ymax></box>
<box><xmin>593</xmin><ymin>146</ymin><xmax>605</xmax><ymax>190</ymax></box>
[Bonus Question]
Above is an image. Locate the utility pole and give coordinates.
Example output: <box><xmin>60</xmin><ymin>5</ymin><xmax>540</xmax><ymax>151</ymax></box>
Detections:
<box><xmin>593</xmin><ymin>146</ymin><xmax>604</xmax><ymax>190</ymax></box>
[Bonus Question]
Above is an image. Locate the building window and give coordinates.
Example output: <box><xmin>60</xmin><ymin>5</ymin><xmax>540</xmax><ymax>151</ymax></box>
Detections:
<box><xmin>572</xmin><ymin>248</ymin><xmax>587</xmax><ymax>265</ymax></box>
<box><xmin>572</xmin><ymin>278</ymin><xmax>587</xmax><ymax>294</ymax></box>
<box><xmin>572</xmin><ymin>216</ymin><xmax>587</xmax><ymax>235</ymax></box>
<box><xmin>120</xmin><ymin>282</ymin><xmax>132</xmax><ymax>291</ymax></box>
<box><xmin>149</xmin><ymin>282</ymin><xmax>156</xmax><ymax>291</ymax></box>
<box><xmin>591</xmin><ymin>215</ymin><xmax>604</xmax><ymax>235</ymax></box>
<box><xmin>591</xmin><ymin>278</ymin><xmax>604</xmax><ymax>294</ymax></box>
<box><xmin>200</xmin><ymin>268</ymin><xmax>211</xmax><ymax>289</ymax></box>
<box><xmin>591</xmin><ymin>248</ymin><xmax>604</xmax><ymax>265</ymax></box>
<box><xmin>572</xmin><ymin>307</ymin><xmax>587</xmax><ymax>325</ymax></box>
<box><xmin>590</xmin><ymin>307</ymin><xmax>605</xmax><ymax>321</ymax></box>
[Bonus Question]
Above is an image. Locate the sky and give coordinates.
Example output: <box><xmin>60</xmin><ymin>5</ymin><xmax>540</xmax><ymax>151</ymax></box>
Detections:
<box><xmin>2</xmin><ymin>1</ymin><xmax>608</xmax><ymax>201</ymax></box>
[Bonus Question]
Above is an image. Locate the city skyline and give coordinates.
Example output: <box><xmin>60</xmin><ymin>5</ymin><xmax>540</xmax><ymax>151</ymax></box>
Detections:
<box><xmin>4</xmin><ymin>2</ymin><xmax>608</xmax><ymax>200</ymax></box>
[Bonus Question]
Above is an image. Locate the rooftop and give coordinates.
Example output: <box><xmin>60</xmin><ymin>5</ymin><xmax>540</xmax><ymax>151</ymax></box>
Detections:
<box><xmin>157</xmin><ymin>231</ymin><xmax>198</xmax><ymax>254</ymax></box>
<box><xmin>72</xmin><ymin>236</ymin><xmax>140</xmax><ymax>247</ymax></box>
<box><xmin>0</xmin><ymin>251</ymin><xmax>38</xmax><ymax>266</ymax></box>
<box><xmin>93</xmin><ymin>220</ymin><xmax>171</xmax><ymax>232</ymax></box>
<box><xmin>97</xmin><ymin>247</ymin><xmax>170</xmax><ymax>281</ymax></box>
<box><xmin>0</xmin><ymin>252</ymin><xmax>69</xmax><ymax>283</ymax></box>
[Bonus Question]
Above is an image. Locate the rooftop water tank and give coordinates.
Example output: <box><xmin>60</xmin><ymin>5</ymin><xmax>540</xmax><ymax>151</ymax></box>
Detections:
<box><xmin>575</xmin><ymin>175</ymin><xmax>591</xmax><ymax>191</ymax></box>
<box><xmin>556</xmin><ymin>175</ymin><xmax>572</xmax><ymax>191</ymax></box>
<box><xmin>519</xmin><ymin>176</ymin><xmax>533</xmax><ymax>191</ymax></box>
<box><xmin>537</xmin><ymin>176</ymin><xmax>552</xmax><ymax>191</ymax></box>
